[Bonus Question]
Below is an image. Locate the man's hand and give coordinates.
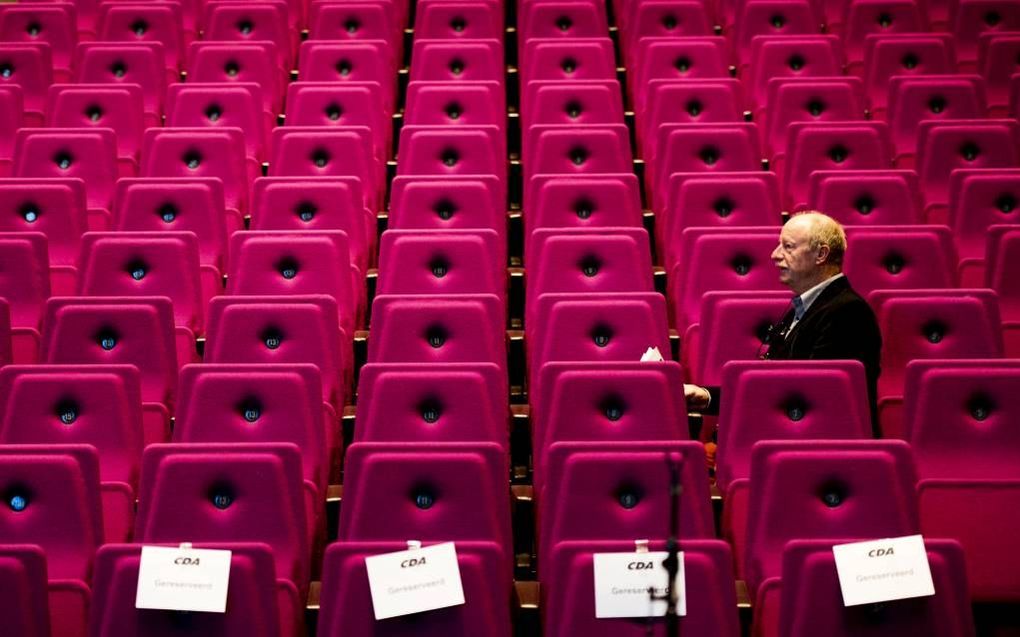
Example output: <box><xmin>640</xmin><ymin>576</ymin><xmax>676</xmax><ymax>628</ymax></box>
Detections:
<box><xmin>683</xmin><ymin>384</ymin><xmax>711</xmax><ymax>410</ymax></box>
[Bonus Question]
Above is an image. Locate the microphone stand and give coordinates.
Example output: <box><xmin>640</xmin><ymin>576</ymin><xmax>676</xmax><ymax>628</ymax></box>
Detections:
<box><xmin>648</xmin><ymin>453</ymin><xmax>683</xmax><ymax>637</ymax></box>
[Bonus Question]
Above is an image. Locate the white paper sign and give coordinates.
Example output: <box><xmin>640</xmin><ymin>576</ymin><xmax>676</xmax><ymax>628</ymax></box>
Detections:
<box><xmin>365</xmin><ymin>542</ymin><xmax>466</xmax><ymax>620</ymax></box>
<box><xmin>832</xmin><ymin>535</ymin><xmax>935</xmax><ymax>607</ymax></box>
<box><xmin>135</xmin><ymin>546</ymin><xmax>232</xmax><ymax>613</ymax></box>
<box><xmin>593</xmin><ymin>551</ymin><xmax>686</xmax><ymax>618</ymax></box>
<box><xmin>640</xmin><ymin>346</ymin><xmax>665</xmax><ymax>362</ymax></box>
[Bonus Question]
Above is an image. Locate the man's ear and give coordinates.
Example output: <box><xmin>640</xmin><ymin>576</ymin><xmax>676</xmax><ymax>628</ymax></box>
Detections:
<box><xmin>815</xmin><ymin>244</ymin><xmax>831</xmax><ymax>265</ymax></box>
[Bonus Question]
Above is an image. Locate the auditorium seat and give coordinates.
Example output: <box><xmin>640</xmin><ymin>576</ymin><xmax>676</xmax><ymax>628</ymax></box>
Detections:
<box><xmin>0</xmin><ymin>545</ymin><xmax>51</xmax><ymax>637</ymax></box>
<box><xmin>950</xmin><ymin>0</ymin><xmax>1020</xmax><ymax>70</ymax></box>
<box><xmin>297</xmin><ymin>41</ymin><xmax>397</xmax><ymax>113</ymax></box>
<box><xmin>416</xmin><ymin>0</ymin><xmax>502</xmax><ymax>41</ymax></box>
<box><xmin>203</xmin><ymin>2</ymin><xmax>295</xmax><ymax>70</ymax></box>
<box><xmin>743</xmin><ymin>36</ymin><xmax>843</xmax><ymax>111</ymax></box>
<box><xmin>947</xmin><ymin>168</ymin><xmax>1020</xmax><ymax>285</ymax></box>
<box><xmin>338</xmin><ymin>442</ymin><xmax>513</xmax><ymax>572</ymax></box>
<box><xmin>524</xmin><ymin>125</ymin><xmax>631</xmax><ymax>188</ymax></box>
<box><xmin>318</xmin><ymin>540</ymin><xmax>511</xmax><ymax>637</ymax></box>
<box><xmin>287</xmin><ymin>82</ymin><xmax>391</xmax><ymax>161</ymax></box>
<box><xmin>0</xmin><ymin>364</ymin><xmax>142</xmax><ymax>542</ymax></box>
<box><xmin>73</xmin><ymin>42</ymin><xmax>168</xmax><ymax>122</ymax></box>
<box><xmin>630</xmin><ymin>37</ymin><xmax>729</xmax><ymax>112</ymax></box>
<box><xmin>0</xmin><ymin>233</ymin><xmax>48</xmax><ymax>363</ymax></box>
<box><xmin>861</xmin><ymin>34</ymin><xmax>956</xmax><ymax>116</ymax></box>
<box><xmin>367</xmin><ymin>294</ymin><xmax>505</xmax><ymax>366</ymax></box>
<box><xmin>757</xmin><ymin>539</ymin><xmax>976</xmax><ymax>637</ymax></box>
<box><xmin>524</xmin><ymin>174</ymin><xmax>642</xmax><ymax>248</ymax></box>
<box><xmin>355</xmin><ymin>362</ymin><xmax>508</xmax><ymax>447</ymax></box>
<box><xmin>621</xmin><ymin>1</ymin><xmax>712</xmax><ymax>66</ymax></box>
<box><xmin>250</xmin><ymin>177</ymin><xmax>373</xmax><ymax>270</ymax></box>
<box><xmin>173</xmin><ymin>364</ymin><xmax>331</xmax><ymax>492</ymax></box>
<box><xmin>166</xmin><ymin>83</ymin><xmax>270</xmax><ymax>165</ymax></box>
<box><xmin>186</xmin><ymin>41</ymin><xmax>284</xmax><ymax>115</ymax></box>
<box><xmin>0</xmin><ymin>178</ymin><xmax>85</xmax><ymax>293</ymax></box>
<box><xmin>45</xmin><ymin>84</ymin><xmax>146</xmax><ymax>177</ymax></box>
<box><xmin>761</xmin><ymin>77</ymin><xmax>866</xmax><ymax>160</ymax></box>
<box><xmin>203</xmin><ymin>295</ymin><xmax>351</xmax><ymax>411</ymax></box>
<box><xmin>376</xmin><ymin>229</ymin><xmax>506</xmax><ymax>299</ymax></box>
<box><xmin>13</xmin><ymin>128</ymin><xmax>118</xmax><ymax>226</ymax></box>
<box><xmin>0</xmin><ymin>445</ymin><xmax>102</xmax><ymax>637</ymax></box>
<box><xmin>0</xmin><ymin>3</ymin><xmax>76</xmax><ymax>81</ymax></box>
<box><xmin>0</xmin><ymin>43</ymin><xmax>52</xmax><ymax>126</ymax></box>
<box><xmin>842</xmin><ymin>225</ymin><xmax>959</xmax><ymax>298</ymax></box>
<box><xmin>90</xmin><ymin>543</ymin><xmax>297</xmax><ymax>637</ymax></box>
<box><xmin>978</xmin><ymin>32</ymin><xmax>1020</xmax><ymax>114</ymax></box>
<box><xmin>885</xmin><ymin>75</ymin><xmax>986</xmax><ymax>166</ymax></box>
<box><xmin>807</xmin><ymin>169</ymin><xmax>923</xmax><ymax>226</ymax></box>
<box><xmin>636</xmin><ymin>79</ymin><xmax>744</xmax><ymax>157</ymax></box>
<box><xmin>840</xmin><ymin>0</ymin><xmax>928</xmax><ymax>66</ymax></box>
<box><xmin>308</xmin><ymin>1</ymin><xmax>402</xmax><ymax>47</ymax></box>
<box><xmin>732</xmin><ymin>0</ymin><xmax>821</xmax><ymax>64</ymax></box>
<box><xmin>715</xmin><ymin>360</ymin><xmax>871</xmax><ymax>493</ymax></box>
<box><xmin>521</xmin><ymin>37</ymin><xmax>614</xmax><ymax>83</ymax></box>
<box><xmin>40</xmin><ymin>296</ymin><xmax>178</xmax><ymax>445</ymax></box>
<box><xmin>134</xmin><ymin>443</ymin><xmax>313</xmax><ymax>596</ymax></box>
<box><xmin>96</xmin><ymin>2</ymin><xmax>184</xmax><ymax>72</ymax></box>
<box><xmin>986</xmin><ymin>225</ymin><xmax>1020</xmax><ymax>356</ymax></box>
<box><xmin>518</xmin><ymin>0</ymin><xmax>608</xmax><ymax>44</ymax></box>
<box><xmin>389</xmin><ymin>175</ymin><xmax>504</xmax><ymax>238</ymax></box>
<box><xmin>0</xmin><ymin>299</ymin><xmax>11</xmax><ymax>366</ymax></box>
<box><xmin>538</xmin><ymin>440</ymin><xmax>714</xmax><ymax>573</ymax></box>
<box><xmin>543</xmin><ymin>539</ymin><xmax>740</xmax><ymax>637</ymax></box>
<box><xmin>521</xmin><ymin>81</ymin><xmax>623</xmax><ymax>134</ymax></box>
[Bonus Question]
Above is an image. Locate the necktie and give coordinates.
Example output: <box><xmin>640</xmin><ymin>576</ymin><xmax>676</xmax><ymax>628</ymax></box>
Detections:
<box><xmin>792</xmin><ymin>295</ymin><xmax>806</xmax><ymax>321</ymax></box>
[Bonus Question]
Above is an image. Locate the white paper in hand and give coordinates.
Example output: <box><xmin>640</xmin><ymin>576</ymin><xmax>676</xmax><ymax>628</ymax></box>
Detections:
<box><xmin>832</xmin><ymin>535</ymin><xmax>936</xmax><ymax>607</ymax></box>
<box><xmin>593</xmin><ymin>551</ymin><xmax>686</xmax><ymax>618</ymax></box>
<box><xmin>365</xmin><ymin>542</ymin><xmax>466</xmax><ymax>620</ymax></box>
<box><xmin>135</xmin><ymin>545</ymin><xmax>232</xmax><ymax>613</ymax></box>
<box><xmin>640</xmin><ymin>346</ymin><xmax>665</xmax><ymax>362</ymax></box>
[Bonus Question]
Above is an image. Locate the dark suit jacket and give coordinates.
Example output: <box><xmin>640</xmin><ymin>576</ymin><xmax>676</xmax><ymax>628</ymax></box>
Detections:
<box><xmin>705</xmin><ymin>276</ymin><xmax>882</xmax><ymax>433</ymax></box>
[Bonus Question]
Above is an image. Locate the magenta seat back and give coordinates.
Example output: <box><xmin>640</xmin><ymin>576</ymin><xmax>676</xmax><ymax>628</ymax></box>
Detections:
<box><xmin>902</xmin><ymin>359</ymin><xmax>1020</xmax><ymax>480</ymax></box>
<box><xmin>949</xmin><ymin>169</ymin><xmax>1020</xmax><ymax>265</ymax></box>
<box><xmin>367</xmin><ymin>294</ymin><xmax>505</xmax><ymax>365</ymax></box>
<box><xmin>285</xmin><ymin>82</ymin><xmax>388</xmax><ymax>159</ymax></box>
<box><xmin>525</xmin><ymin>174</ymin><xmax>642</xmax><ymax>243</ymax></box>
<box><xmin>405</xmin><ymin>81</ymin><xmax>502</xmax><ymax>130</ymax></box>
<box><xmin>269</xmin><ymin>127</ymin><xmax>380</xmax><ymax>211</ymax></box>
<box><xmin>396</xmin><ymin>125</ymin><xmax>503</xmax><ymax>181</ymax></box>
<box><xmin>661</xmin><ymin>172</ymin><xmax>781</xmax><ymax>266</ymax></box>
<box><xmin>653</xmin><ymin>123</ymin><xmax>762</xmax><ymax>210</ymax></box>
<box><xmin>46</xmin><ymin>84</ymin><xmax>146</xmax><ymax>162</ymax></box>
<box><xmin>297</xmin><ymin>41</ymin><xmax>395</xmax><ymax>111</ymax></box>
<box><xmin>776</xmin><ymin>539</ymin><xmax>975</xmax><ymax>637</ymax></box>
<box><xmin>141</xmin><ymin>127</ymin><xmax>250</xmax><ymax>214</ymax></box>
<box><xmin>0</xmin><ymin>364</ymin><xmax>142</xmax><ymax>486</ymax></box>
<box><xmin>639</xmin><ymin>79</ymin><xmax>744</xmax><ymax>157</ymax></box>
<box><xmin>545</xmin><ymin>539</ymin><xmax>740</xmax><ymax>637</ymax></box>
<box><xmin>90</xmin><ymin>543</ymin><xmax>283</xmax><ymax>637</ymax></box>
<box><xmin>134</xmin><ymin>443</ymin><xmax>309</xmax><ymax>588</ymax></box>
<box><xmin>0</xmin><ymin>80</ymin><xmax>22</xmax><ymax>160</ymax></box>
<box><xmin>842</xmin><ymin>0</ymin><xmax>927</xmax><ymax>63</ymax></box>
<box><xmin>204</xmin><ymin>295</ymin><xmax>347</xmax><ymax>409</ymax></box>
<box><xmin>0</xmin><ymin>445</ymin><xmax>103</xmax><ymax>581</ymax></box>
<box><xmin>986</xmin><ymin>225</ymin><xmax>1020</xmax><ymax>323</ymax></box>
<box><xmin>523</xmin><ymin>81</ymin><xmax>623</xmax><ymax>131</ymax></box>
<box><xmin>539</xmin><ymin>441</ymin><xmax>715</xmax><ymax>570</ymax></box>
<box><xmin>355</xmin><ymin>362</ymin><xmax>507</xmax><ymax>448</ymax></box>
<box><xmin>77</xmin><ymin>231</ymin><xmax>204</xmax><ymax>333</ymax></box>
<box><xmin>520</xmin><ymin>1</ymin><xmax>607</xmax><ymax>41</ymax></box>
<box><xmin>862</xmin><ymin>35</ymin><xmax>955</xmax><ymax>115</ymax></box>
<box><xmin>0</xmin><ymin>300</ymin><xmax>9</xmax><ymax>365</ymax></box>
<box><xmin>521</xmin><ymin>37</ymin><xmax>615</xmax><ymax>82</ymax></box>
<box><xmin>411</xmin><ymin>38</ymin><xmax>502</xmax><ymax>83</ymax></box>
<box><xmin>693</xmin><ymin>291</ymin><xmax>792</xmax><ymax>386</ymax></box>
<box><xmin>745</xmin><ymin>440</ymin><xmax>920</xmax><ymax>593</ymax></box>
<box><xmin>319</xmin><ymin>541</ymin><xmax>510</xmax><ymax>637</ymax></box>
<box><xmin>733</xmin><ymin>0</ymin><xmax>820</xmax><ymax>64</ymax></box>
<box><xmin>745</xmin><ymin>36</ymin><xmax>842</xmax><ymax>110</ymax></box>
<box><xmin>186</xmin><ymin>42</ymin><xmax>281</xmax><ymax>113</ymax></box>
<box><xmin>0</xmin><ymin>232</ymin><xmax>49</xmax><ymax>328</ymax></box>
<box><xmin>0</xmin><ymin>43</ymin><xmax>53</xmax><ymax>119</ymax></box>
<box><xmin>763</xmin><ymin>77</ymin><xmax>865</xmax><ymax>158</ymax></box>
<box><xmin>203</xmin><ymin>2</ymin><xmax>293</xmax><ymax>69</ymax></box>
<box><xmin>0</xmin><ymin>177</ymin><xmax>85</xmax><ymax>265</ymax></box>
<box><xmin>0</xmin><ymin>546</ymin><xmax>50</xmax><ymax>637</ymax></box>
<box><xmin>632</xmin><ymin>38</ymin><xmax>729</xmax><ymax>112</ymax></box>
<box><xmin>870</xmin><ymin>289</ymin><xmax>1004</xmax><ymax>399</ymax></box>
<box><xmin>952</xmin><ymin>0</ymin><xmax>1020</xmax><ymax>62</ymax></box>
<box><xmin>807</xmin><ymin>169</ymin><xmax>922</xmax><ymax>226</ymax></box>
<box><xmin>668</xmin><ymin>227</ymin><xmax>786</xmax><ymax>331</ymax></box>
<box><xmin>41</xmin><ymin>296</ymin><xmax>178</xmax><ymax>405</ymax></box>
<box><xmin>532</xmin><ymin>361</ymin><xmax>687</xmax><ymax>490</ymax></box>
<box><xmin>166</xmin><ymin>83</ymin><xmax>268</xmax><ymax>162</ymax></box>
<box><xmin>388</xmin><ymin>176</ymin><xmax>503</xmax><ymax>234</ymax></box>
<box><xmin>842</xmin><ymin>225</ymin><xmax>958</xmax><ymax>298</ymax></box>
<box><xmin>0</xmin><ymin>4</ymin><xmax>76</xmax><ymax>75</ymax></box>
<box><xmin>308</xmin><ymin>2</ymin><xmax>399</xmax><ymax>44</ymax></box>
<box><xmin>716</xmin><ymin>361</ymin><xmax>871</xmax><ymax>492</ymax></box>
<box><xmin>783</xmin><ymin>121</ymin><xmax>892</xmax><ymax>209</ymax></box>
<box><xmin>338</xmin><ymin>442</ymin><xmax>512</xmax><ymax>564</ymax></box>
<box><xmin>525</xmin><ymin>124</ymin><xmax>632</xmax><ymax>180</ymax></box>
<box><xmin>917</xmin><ymin>119</ymin><xmax>1020</xmax><ymax>211</ymax></box>
<box><xmin>979</xmin><ymin>33</ymin><xmax>1020</xmax><ymax>108</ymax></box>
<box><xmin>416</xmin><ymin>1</ymin><xmax>502</xmax><ymax>41</ymax></box>
<box><xmin>174</xmin><ymin>364</ymin><xmax>327</xmax><ymax>489</ymax></box>
<box><xmin>250</xmin><ymin>176</ymin><xmax>370</xmax><ymax>269</ymax></box>
<box><xmin>887</xmin><ymin>75</ymin><xmax>986</xmax><ymax>160</ymax></box>
<box><xmin>13</xmin><ymin>128</ymin><xmax>117</xmax><ymax>212</ymax></box>
<box><xmin>113</xmin><ymin>177</ymin><xmax>228</xmax><ymax>272</ymax></box>
<box><xmin>97</xmin><ymin>3</ymin><xmax>184</xmax><ymax>70</ymax></box>
<box><xmin>624</xmin><ymin>1</ymin><xmax>712</xmax><ymax>63</ymax></box>
<box><xmin>526</xmin><ymin>227</ymin><xmax>653</xmax><ymax>314</ymax></box>
<box><xmin>227</xmin><ymin>230</ymin><xmax>359</xmax><ymax>333</ymax></box>
<box><xmin>73</xmin><ymin>43</ymin><xmax>167</xmax><ymax>117</ymax></box>
<box><xmin>376</xmin><ymin>229</ymin><xmax>504</xmax><ymax>298</ymax></box>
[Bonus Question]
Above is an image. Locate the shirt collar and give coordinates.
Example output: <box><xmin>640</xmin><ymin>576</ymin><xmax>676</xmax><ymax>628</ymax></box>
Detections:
<box><xmin>796</xmin><ymin>273</ymin><xmax>844</xmax><ymax>317</ymax></box>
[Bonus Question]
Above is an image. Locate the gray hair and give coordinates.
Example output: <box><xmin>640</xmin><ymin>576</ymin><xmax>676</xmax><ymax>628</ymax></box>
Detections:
<box><xmin>791</xmin><ymin>211</ymin><xmax>846</xmax><ymax>265</ymax></box>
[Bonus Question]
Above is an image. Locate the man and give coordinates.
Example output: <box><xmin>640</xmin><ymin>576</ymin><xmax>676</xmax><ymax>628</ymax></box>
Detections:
<box><xmin>684</xmin><ymin>211</ymin><xmax>882</xmax><ymax>430</ymax></box>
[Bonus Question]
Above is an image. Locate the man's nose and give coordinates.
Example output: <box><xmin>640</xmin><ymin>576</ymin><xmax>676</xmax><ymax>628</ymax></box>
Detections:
<box><xmin>771</xmin><ymin>245</ymin><xmax>782</xmax><ymax>261</ymax></box>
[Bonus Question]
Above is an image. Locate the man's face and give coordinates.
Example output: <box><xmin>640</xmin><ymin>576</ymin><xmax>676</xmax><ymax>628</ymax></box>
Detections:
<box><xmin>771</xmin><ymin>218</ymin><xmax>822</xmax><ymax>294</ymax></box>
